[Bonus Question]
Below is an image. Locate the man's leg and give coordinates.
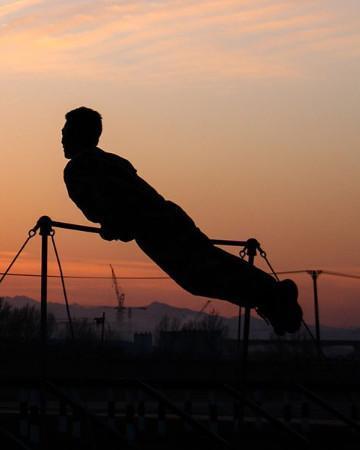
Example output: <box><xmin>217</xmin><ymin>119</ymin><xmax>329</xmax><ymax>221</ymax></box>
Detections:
<box><xmin>172</xmin><ymin>243</ymin><xmax>276</xmax><ymax>306</ymax></box>
<box><xmin>137</xmin><ymin>235</ymin><xmax>302</xmax><ymax>335</ymax></box>
<box><xmin>165</xmin><ymin>243</ymin><xmax>302</xmax><ymax>335</ymax></box>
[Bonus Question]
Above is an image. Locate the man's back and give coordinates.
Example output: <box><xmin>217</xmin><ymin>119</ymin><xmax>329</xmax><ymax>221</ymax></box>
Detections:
<box><xmin>64</xmin><ymin>147</ymin><xmax>206</xmax><ymax>246</ymax></box>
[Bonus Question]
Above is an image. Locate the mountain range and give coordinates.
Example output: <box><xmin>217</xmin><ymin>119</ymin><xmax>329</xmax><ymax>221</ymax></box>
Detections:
<box><xmin>2</xmin><ymin>295</ymin><xmax>360</xmax><ymax>341</ymax></box>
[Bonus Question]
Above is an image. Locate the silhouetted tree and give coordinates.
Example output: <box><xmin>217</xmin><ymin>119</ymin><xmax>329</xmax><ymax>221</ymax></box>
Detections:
<box><xmin>67</xmin><ymin>318</ymin><xmax>97</xmax><ymax>342</ymax></box>
<box><xmin>0</xmin><ymin>298</ymin><xmax>56</xmax><ymax>341</ymax></box>
<box><xmin>154</xmin><ymin>314</ymin><xmax>181</xmax><ymax>344</ymax></box>
<box><xmin>182</xmin><ymin>308</ymin><xmax>228</xmax><ymax>338</ymax></box>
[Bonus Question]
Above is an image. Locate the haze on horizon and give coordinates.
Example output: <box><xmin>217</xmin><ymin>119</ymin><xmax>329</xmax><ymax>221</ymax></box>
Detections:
<box><xmin>0</xmin><ymin>0</ymin><xmax>359</xmax><ymax>328</ymax></box>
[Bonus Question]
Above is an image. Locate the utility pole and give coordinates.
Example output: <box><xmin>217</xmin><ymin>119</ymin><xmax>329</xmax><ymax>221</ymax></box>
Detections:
<box><xmin>307</xmin><ymin>270</ymin><xmax>322</xmax><ymax>350</ymax></box>
<box><xmin>94</xmin><ymin>312</ymin><xmax>106</xmax><ymax>347</ymax></box>
<box><xmin>237</xmin><ymin>307</ymin><xmax>242</xmax><ymax>353</ymax></box>
<box><xmin>101</xmin><ymin>311</ymin><xmax>105</xmax><ymax>347</ymax></box>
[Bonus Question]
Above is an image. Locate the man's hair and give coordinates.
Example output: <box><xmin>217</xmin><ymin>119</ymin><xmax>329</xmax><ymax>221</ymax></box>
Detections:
<box><xmin>65</xmin><ymin>107</ymin><xmax>102</xmax><ymax>145</ymax></box>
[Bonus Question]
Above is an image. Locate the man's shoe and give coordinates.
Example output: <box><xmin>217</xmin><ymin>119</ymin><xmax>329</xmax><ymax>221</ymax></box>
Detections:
<box><xmin>256</xmin><ymin>279</ymin><xmax>303</xmax><ymax>336</ymax></box>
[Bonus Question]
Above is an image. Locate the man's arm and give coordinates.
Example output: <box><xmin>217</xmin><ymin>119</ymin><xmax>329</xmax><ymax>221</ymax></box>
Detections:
<box><xmin>64</xmin><ymin>158</ymin><xmax>136</xmax><ymax>242</ymax></box>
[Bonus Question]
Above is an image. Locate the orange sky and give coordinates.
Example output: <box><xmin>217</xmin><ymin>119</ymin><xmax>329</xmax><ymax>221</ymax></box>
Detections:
<box><xmin>0</xmin><ymin>0</ymin><xmax>360</xmax><ymax>327</ymax></box>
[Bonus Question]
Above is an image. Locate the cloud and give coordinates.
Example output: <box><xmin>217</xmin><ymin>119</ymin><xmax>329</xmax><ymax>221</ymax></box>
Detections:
<box><xmin>0</xmin><ymin>1</ymin><xmax>359</xmax><ymax>81</ymax></box>
<box><xmin>0</xmin><ymin>249</ymin><xmax>164</xmax><ymax>278</ymax></box>
<box><xmin>0</xmin><ymin>0</ymin><xmax>42</xmax><ymax>18</ymax></box>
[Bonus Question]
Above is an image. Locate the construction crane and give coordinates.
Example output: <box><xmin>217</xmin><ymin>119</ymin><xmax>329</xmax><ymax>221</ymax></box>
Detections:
<box><xmin>196</xmin><ymin>300</ymin><xmax>211</xmax><ymax>319</ymax></box>
<box><xmin>109</xmin><ymin>265</ymin><xmax>147</xmax><ymax>321</ymax></box>
<box><xmin>177</xmin><ymin>300</ymin><xmax>212</xmax><ymax>329</ymax></box>
<box><xmin>110</xmin><ymin>264</ymin><xmax>126</xmax><ymax>321</ymax></box>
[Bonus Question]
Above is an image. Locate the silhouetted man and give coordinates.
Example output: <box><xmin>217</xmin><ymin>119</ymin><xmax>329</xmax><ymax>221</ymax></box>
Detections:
<box><xmin>62</xmin><ymin>107</ymin><xmax>302</xmax><ymax>335</ymax></box>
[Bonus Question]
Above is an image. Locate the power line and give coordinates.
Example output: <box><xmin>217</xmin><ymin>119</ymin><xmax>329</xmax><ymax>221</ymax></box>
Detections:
<box><xmin>322</xmin><ymin>270</ymin><xmax>360</xmax><ymax>280</ymax></box>
<box><xmin>276</xmin><ymin>270</ymin><xmax>311</xmax><ymax>275</ymax></box>
<box><xmin>277</xmin><ymin>270</ymin><xmax>360</xmax><ymax>280</ymax></box>
<box><xmin>1</xmin><ymin>270</ymin><xmax>360</xmax><ymax>280</ymax></box>
<box><xmin>0</xmin><ymin>272</ymin><xmax>169</xmax><ymax>280</ymax></box>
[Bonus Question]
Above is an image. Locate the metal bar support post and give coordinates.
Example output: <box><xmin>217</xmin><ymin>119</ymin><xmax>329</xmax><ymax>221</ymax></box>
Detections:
<box><xmin>241</xmin><ymin>238</ymin><xmax>259</xmax><ymax>383</ymax></box>
<box><xmin>34</xmin><ymin>216</ymin><xmax>262</xmax><ymax>383</ymax></box>
<box><xmin>38</xmin><ymin>216</ymin><xmax>53</xmax><ymax>378</ymax></box>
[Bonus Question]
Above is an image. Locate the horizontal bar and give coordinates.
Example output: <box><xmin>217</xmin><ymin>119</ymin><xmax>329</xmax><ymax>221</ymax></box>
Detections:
<box><xmin>47</xmin><ymin>219</ymin><xmax>249</xmax><ymax>247</ymax></box>
<box><xmin>51</xmin><ymin>220</ymin><xmax>100</xmax><ymax>234</ymax></box>
<box><xmin>211</xmin><ymin>239</ymin><xmax>248</xmax><ymax>246</ymax></box>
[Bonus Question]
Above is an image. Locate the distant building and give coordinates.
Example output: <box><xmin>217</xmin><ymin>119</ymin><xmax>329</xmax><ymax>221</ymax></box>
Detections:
<box><xmin>158</xmin><ymin>329</ymin><xmax>223</xmax><ymax>356</ymax></box>
<box><xmin>134</xmin><ymin>332</ymin><xmax>153</xmax><ymax>354</ymax></box>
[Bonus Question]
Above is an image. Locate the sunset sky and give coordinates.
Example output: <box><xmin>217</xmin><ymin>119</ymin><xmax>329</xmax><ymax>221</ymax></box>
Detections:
<box><xmin>0</xmin><ymin>0</ymin><xmax>359</xmax><ymax>328</ymax></box>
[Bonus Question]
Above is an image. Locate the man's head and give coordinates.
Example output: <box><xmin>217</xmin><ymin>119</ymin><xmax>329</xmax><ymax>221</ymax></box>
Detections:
<box><xmin>62</xmin><ymin>107</ymin><xmax>102</xmax><ymax>159</ymax></box>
